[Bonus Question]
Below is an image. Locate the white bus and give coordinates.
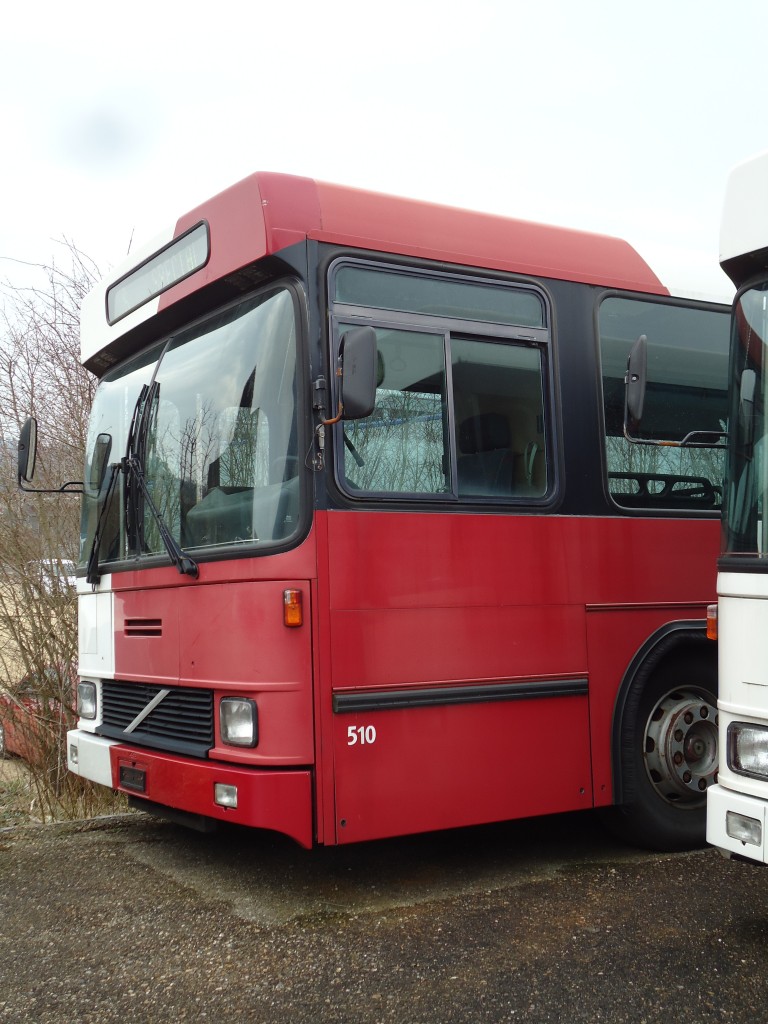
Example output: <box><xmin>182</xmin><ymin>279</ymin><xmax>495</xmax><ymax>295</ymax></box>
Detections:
<box><xmin>707</xmin><ymin>150</ymin><xmax>768</xmax><ymax>862</ymax></box>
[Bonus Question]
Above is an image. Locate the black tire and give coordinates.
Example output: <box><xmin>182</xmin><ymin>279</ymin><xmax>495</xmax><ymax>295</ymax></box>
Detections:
<box><xmin>603</xmin><ymin>646</ymin><xmax>718</xmax><ymax>852</ymax></box>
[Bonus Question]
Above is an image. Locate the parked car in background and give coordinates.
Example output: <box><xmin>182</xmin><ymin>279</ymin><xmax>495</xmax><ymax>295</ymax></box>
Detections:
<box><xmin>0</xmin><ymin>664</ymin><xmax>76</xmax><ymax>764</ymax></box>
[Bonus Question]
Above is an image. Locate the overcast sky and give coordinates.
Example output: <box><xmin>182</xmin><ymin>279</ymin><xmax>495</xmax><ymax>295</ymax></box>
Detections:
<box><xmin>0</xmin><ymin>0</ymin><xmax>764</xmax><ymax>304</ymax></box>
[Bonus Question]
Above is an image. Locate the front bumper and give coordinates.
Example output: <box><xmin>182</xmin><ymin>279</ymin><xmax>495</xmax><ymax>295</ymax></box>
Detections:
<box><xmin>67</xmin><ymin>730</ymin><xmax>314</xmax><ymax>848</ymax></box>
<box><xmin>707</xmin><ymin>782</ymin><xmax>768</xmax><ymax>864</ymax></box>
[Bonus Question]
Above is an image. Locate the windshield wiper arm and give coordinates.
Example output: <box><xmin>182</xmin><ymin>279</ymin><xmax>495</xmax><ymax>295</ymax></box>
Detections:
<box><xmin>85</xmin><ymin>462</ymin><xmax>121</xmax><ymax>586</ymax></box>
<box><xmin>123</xmin><ymin>376</ymin><xmax>198</xmax><ymax>579</ymax></box>
<box><xmin>122</xmin><ymin>453</ymin><xmax>198</xmax><ymax>579</ymax></box>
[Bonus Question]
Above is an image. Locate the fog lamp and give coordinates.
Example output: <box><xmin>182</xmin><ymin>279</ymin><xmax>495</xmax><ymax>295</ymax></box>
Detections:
<box><xmin>77</xmin><ymin>681</ymin><xmax>97</xmax><ymax>720</ymax></box>
<box><xmin>729</xmin><ymin>723</ymin><xmax>768</xmax><ymax>779</ymax></box>
<box><xmin>220</xmin><ymin>697</ymin><xmax>258</xmax><ymax>747</ymax></box>
<box><xmin>69</xmin><ymin>742</ymin><xmax>79</xmax><ymax>766</ymax></box>
<box><xmin>726</xmin><ymin>810</ymin><xmax>762</xmax><ymax>847</ymax></box>
<box><xmin>214</xmin><ymin>783</ymin><xmax>238</xmax><ymax>809</ymax></box>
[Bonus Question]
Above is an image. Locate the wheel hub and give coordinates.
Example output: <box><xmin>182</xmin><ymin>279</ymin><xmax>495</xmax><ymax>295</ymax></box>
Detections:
<box><xmin>644</xmin><ymin>689</ymin><xmax>718</xmax><ymax>805</ymax></box>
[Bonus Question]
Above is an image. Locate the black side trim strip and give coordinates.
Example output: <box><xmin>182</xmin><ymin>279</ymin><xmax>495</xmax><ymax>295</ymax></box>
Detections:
<box><xmin>333</xmin><ymin>678</ymin><xmax>588</xmax><ymax>714</ymax></box>
<box><xmin>718</xmin><ymin>555</ymin><xmax>768</xmax><ymax>574</ymax></box>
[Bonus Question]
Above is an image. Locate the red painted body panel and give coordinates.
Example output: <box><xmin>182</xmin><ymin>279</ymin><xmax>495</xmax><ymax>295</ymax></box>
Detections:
<box><xmin>332</xmin><ymin>696</ymin><xmax>593</xmax><ymax>844</ymax></box>
<box><xmin>324</xmin><ymin>511</ymin><xmax>715</xmax><ymax>611</ymax></box>
<box><xmin>109</xmin><ymin>744</ymin><xmax>313</xmax><ymax>848</ymax></box>
<box><xmin>113</xmin><ymin>577</ymin><xmax>314</xmax><ymax>765</ymax></box>
<box><xmin>330</xmin><ymin>604</ymin><xmax>586</xmax><ymax>688</ymax></box>
<box><xmin>98</xmin><ymin>507</ymin><xmax>718</xmax><ymax>846</ymax></box>
<box><xmin>320</xmin><ymin>509</ymin><xmax>719</xmax><ymax>843</ymax></box>
<box><xmin>156</xmin><ymin>173</ymin><xmax>667</xmax><ymax>319</ymax></box>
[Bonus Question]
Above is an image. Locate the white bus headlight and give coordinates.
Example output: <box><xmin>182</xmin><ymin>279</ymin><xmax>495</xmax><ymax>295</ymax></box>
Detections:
<box><xmin>220</xmin><ymin>698</ymin><xmax>258</xmax><ymax>747</ymax></box>
<box><xmin>726</xmin><ymin>811</ymin><xmax>762</xmax><ymax>847</ymax></box>
<box><xmin>77</xmin><ymin>681</ymin><xmax>97</xmax><ymax>720</ymax></box>
<box><xmin>729</xmin><ymin>722</ymin><xmax>768</xmax><ymax>779</ymax></box>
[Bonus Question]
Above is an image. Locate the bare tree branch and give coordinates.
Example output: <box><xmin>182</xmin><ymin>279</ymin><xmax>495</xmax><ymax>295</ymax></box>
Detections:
<box><xmin>0</xmin><ymin>243</ymin><xmax>124</xmax><ymax>820</ymax></box>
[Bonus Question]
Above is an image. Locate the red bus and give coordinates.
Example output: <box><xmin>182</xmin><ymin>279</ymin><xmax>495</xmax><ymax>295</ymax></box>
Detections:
<box><xmin>37</xmin><ymin>173</ymin><xmax>729</xmax><ymax>849</ymax></box>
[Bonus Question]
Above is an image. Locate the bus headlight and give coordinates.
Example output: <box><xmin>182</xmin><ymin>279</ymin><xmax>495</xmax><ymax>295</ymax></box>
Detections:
<box><xmin>77</xmin><ymin>681</ymin><xmax>97</xmax><ymax>720</ymax></box>
<box><xmin>726</xmin><ymin>811</ymin><xmax>762</xmax><ymax>846</ymax></box>
<box><xmin>729</xmin><ymin>722</ymin><xmax>768</xmax><ymax>779</ymax></box>
<box><xmin>220</xmin><ymin>698</ymin><xmax>258</xmax><ymax>747</ymax></box>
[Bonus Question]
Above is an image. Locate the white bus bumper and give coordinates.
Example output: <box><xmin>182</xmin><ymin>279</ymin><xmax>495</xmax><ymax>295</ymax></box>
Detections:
<box><xmin>707</xmin><ymin>783</ymin><xmax>768</xmax><ymax>864</ymax></box>
<box><xmin>67</xmin><ymin>730</ymin><xmax>118</xmax><ymax>788</ymax></box>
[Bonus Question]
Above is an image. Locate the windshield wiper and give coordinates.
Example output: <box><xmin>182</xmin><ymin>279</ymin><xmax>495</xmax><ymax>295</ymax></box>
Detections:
<box><xmin>124</xmin><ymin>380</ymin><xmax>198</xmax><ymax>579</ymax></box>
<box><xmin>85</xmin><ymin>461</ymin><xmax>121</xmax><ymax>586</ymax></box>
<box><xmin>87</xmin><ymin>379</ymin><xmax>198</xmax><ymax>585</ymax></box>
<box><xmin>122</xmin><ymin>452</ymin><xmax>198</xmax><ymax>578</ymax></box>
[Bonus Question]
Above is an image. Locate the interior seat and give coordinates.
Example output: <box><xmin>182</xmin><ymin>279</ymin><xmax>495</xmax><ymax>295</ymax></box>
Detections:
<box><xmin>457</xmin><ymin>413</ymin><xmax>514</xmax><ymax>496</ymax></box>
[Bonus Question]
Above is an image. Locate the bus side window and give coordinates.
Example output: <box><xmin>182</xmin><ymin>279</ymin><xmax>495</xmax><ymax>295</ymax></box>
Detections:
<box><xmin>599</xmin><ymin>297</ymin><xmax>729</xmax><ymax>512</ymax></box>
<box><xmin>451</xmin><ymin>337</ymin><xmax>547</xmax><ymax>499</ymax></box>
<box><xmin>340</xmin><ymin>326</ymin><xmax>449</xmax><ymax>495</ymax></box>
<box><xmin>340</xmin><ymin>327</ymin><xmax>548</xmax><ymax>500</ymax></box>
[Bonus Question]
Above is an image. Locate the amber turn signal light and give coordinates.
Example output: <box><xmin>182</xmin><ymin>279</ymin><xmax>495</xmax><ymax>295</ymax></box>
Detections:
<box><xmin>706</xmin><ymin>603</ymin><xmax>718</xmax><ymax>641</ymax></box>
<box><xmin>284</xmin><ymin>589</ymin><xmax>303</xmax><ymax>627</ymax></box>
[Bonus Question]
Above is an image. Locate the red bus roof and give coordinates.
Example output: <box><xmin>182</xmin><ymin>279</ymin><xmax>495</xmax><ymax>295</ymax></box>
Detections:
<box><xmin>173</xmin><ymin>171</ymin><xmax>667</xmax><ymax>296</ymax></box>
<box><xmin>83</xmin><ymin>172</ymin><xmax>667</xmax><ymax>371</ymax></box>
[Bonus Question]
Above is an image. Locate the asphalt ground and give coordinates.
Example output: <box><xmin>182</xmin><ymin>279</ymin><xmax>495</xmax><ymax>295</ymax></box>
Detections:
<box><xmin>0</xmin><ymin>809</ymin><xmax>766</xmax><ymax>1024</ymax></box>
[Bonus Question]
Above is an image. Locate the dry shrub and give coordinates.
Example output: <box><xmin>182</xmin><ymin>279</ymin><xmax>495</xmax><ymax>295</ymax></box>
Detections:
<box><xmin>0</xmin><ymin>244</ymin><xmax>125</xmax><ymax>821</ymax></box>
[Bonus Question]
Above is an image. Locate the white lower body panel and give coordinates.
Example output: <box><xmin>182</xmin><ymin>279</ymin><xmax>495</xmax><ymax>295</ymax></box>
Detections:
<box><xmin>707</xmin><ymin>782</ymin><xmax>768</xmax><ymax>863</ymax></box>
<box><xmin>67</xmin><ymin>730</ymin><xmax>117</xmax><ymax>788</ymax></box>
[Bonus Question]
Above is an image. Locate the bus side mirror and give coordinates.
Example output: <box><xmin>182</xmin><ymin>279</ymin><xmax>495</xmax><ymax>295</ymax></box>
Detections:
<box><xmin>625</xmin><ymin>334</ymin><xmax>648</xmax><ymax>431</ymax></box>
<box><xmin>340</xmin><ymin>326</ymin><xmax>377</xmax><ymax>420</ymax></box>
<box><xmin>17</xmin><ymin>417</ymin><xmax>38</xmax><ymax>485</ymax></box>
<box><xmin>89</xmin><ymin>433</ymin><xmax>113</xmax><ymax>494</ymax></box>
<box><xmin>739</xmin><ymin>368</ymin><xmax>756</xmax><ymax>447</ymax></box>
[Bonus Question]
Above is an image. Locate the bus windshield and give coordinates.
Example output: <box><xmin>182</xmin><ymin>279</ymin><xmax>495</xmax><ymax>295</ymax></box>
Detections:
<box><xmin>722</xmin><ymin>282</ymin><xmax>768</xmax><ymax>555</ymax></box>
<box><xmin>79</xmin><ymin>286</ymin><xmax>302</xmax><ymax>569</ymax></box>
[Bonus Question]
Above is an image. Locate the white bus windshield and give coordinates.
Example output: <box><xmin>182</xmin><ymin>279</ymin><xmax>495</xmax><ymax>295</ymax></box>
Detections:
<box><xmin>723</xmin><ymin>282</ymin><xmax>768</xmax><ymax>555</ymax></box>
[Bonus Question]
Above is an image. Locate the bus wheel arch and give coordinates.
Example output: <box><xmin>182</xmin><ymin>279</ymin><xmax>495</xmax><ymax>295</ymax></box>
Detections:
<box><xmin>604</xmin><ymin>622</ymin><xmax>718</xmax><ymax>851</ymax></box>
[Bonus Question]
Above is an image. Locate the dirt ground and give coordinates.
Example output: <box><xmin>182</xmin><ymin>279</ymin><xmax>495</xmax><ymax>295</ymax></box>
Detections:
<box><xmin>1</xmin><ymin>807</ymin><xmax>765</xmax><ymax>1024</ymax></box>
<box><xmin>0</xmin><ymin>756</ymin><xmax>35</xmax><ymax>828</ymax></box>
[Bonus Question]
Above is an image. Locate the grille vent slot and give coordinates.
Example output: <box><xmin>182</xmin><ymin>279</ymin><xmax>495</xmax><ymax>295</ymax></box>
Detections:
<box><xmin>124</xmin><ymin>618</ymin><xmax>163</xmax><ymax>637</ymax></box>
<box><xmin>99</xmin><ymin>680</ymin><xmax>214</xmax><ymax>758</ymax></box>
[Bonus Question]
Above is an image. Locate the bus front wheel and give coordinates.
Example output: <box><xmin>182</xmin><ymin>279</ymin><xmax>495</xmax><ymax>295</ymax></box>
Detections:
<box><xmin>605</xmin><ymin>649</ymin><xmax>718</xmax><ymax>851</ymax></box>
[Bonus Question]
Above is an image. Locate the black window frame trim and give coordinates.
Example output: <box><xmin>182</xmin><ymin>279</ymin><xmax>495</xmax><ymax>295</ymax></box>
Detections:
<box><xmin>79</xmin><ymin>275</ymin><xmax>313</xmax><ymax>576</ymax></box>
<box><xmin>328</xmin><ymin>257</ymin><xmax>558</xmax><ymax>508</ymax></box>
<box><xmin>594</xmin><ymin>288</ymin><xmax>730</xmax><ymax>518</ymax></box>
